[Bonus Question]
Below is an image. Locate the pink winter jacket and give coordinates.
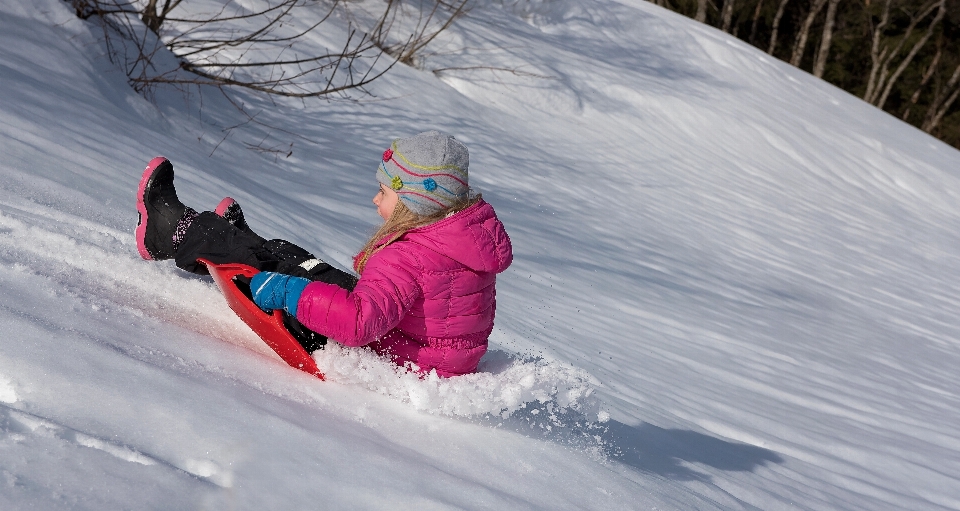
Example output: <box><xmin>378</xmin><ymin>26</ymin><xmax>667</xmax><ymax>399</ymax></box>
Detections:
<box><xmin>295</xmin><ymin>200</ymin><xmax>513</xmax><ymax>377</ymax></box>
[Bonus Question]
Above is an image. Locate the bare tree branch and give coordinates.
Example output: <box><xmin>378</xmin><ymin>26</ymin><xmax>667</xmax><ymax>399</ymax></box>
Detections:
<box><xmin>902</xmin><ymin>41</ymin><xmax>941</xmax><ymax>121</ymax></box>
<box><xmin>874</xmin><ymin>0</ymin><xmax>945</xmax><ymax>108</ymax></box>
<box><xmin>69</xmin><ymin>0</ymin><xmax>466</xmax><ymax>100</ymax></box>
<box><xmin>864</xmin><ymin>0</ymin><xmax>945</xmax><ymax>107</ymax></box>
<box><xmin>922</xmin><ymin>62</ymin><xmax>960</xmax><ymax>132</ymax></box>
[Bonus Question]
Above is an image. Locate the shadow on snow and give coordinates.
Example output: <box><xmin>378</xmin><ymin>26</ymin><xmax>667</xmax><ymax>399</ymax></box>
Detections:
<box><xmin>603</xmin><ymin>420</ymin><xmax>783</xmax><ymax>481</ymax></box>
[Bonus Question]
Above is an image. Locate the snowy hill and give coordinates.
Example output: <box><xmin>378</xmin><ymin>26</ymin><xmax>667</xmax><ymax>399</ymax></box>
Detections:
<box><xmin>2</xmin><ymin>0</ymin><xmax>960</xmax><ymax>509</ymax></box>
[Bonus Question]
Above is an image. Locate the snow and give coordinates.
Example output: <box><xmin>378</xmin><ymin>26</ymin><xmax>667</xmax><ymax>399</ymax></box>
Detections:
<box><xmin>1</xmin><ymin>0</ymin><xmax>960</xmax><ymax>509</ymax></box>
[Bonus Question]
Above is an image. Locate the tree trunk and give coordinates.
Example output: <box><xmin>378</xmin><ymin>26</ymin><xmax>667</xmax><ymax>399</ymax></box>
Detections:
<box><xmin>902</xmin><ymin>45</ymin><xmax>941</xmax><ymax>121</ymax></box>
<box><xmin>142</xmin><ymin>0</ymin><xmax>160</xmax><ymax>33</ymax></box>
<box><xmin>768</xmin><ymin>0</ymin><xmax>791</xmax><ymax>55</ymax></box>
<box><xmin>721</xmin><ymin>0</ymin><xmax>736</xmax><ymax>32</ymax></box>
<box><xmin>864</xmin><ymin>0</ymin><xmax>944</xmax><ymax>107</ymax></box>
<box><xmin>863</xmin><ymin>0</ymin><xmax>892</xmax><ymax>103</ymax></box>
<box><xmin>922</xmin><ymin>63</ymin><xmax>960</xmax><ymax>132</ymax></box>
<box><xmin>875</xmin><ymin>0</ymin><xmax>946</xmax><ymax>109</ymax></box>
<box><xmin>696</xmin><ymin>0</ymin><xmax>708</xmax><ymax>22</ymax></box>
<box><xmin>140</xmin><ymin>0</ymin><xmax>182</xmax><ymax>34</ymax></box>
<box><xmin>812</xmin><ymin>0</ymin><xmax>840</xmax><ymax>77</ymax></box>
<box><xmin>790</xmin><ymin>0</ymin><xmax>830</xmax><ymax>67</ymax></box>
<box><xmin>749</xmin><ymin>0</ymin><xmax>765</xmax><ymax>44</ymax></box>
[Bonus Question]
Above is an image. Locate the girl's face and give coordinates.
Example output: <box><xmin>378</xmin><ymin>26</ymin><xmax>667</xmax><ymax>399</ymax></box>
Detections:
<box><xmin>373</xmin><ymin>183</ymin><xmax>399</xmax><ymax>220</ymax></box>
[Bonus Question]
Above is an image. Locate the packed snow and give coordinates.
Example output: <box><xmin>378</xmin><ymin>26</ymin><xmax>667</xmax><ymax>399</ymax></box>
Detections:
<box><xmin>2</xmin><ymin>0</ymin><xmax>960</xmax><ymax>509</ymax></box>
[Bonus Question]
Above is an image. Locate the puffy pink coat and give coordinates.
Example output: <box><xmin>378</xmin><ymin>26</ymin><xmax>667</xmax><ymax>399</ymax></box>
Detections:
<box><xmin>296</xmin><ymin>200</ymin><xmax>513</xmax><ymax>377</ymax></box>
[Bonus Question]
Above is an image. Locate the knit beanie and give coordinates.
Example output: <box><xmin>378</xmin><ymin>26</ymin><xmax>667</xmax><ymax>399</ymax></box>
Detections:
<box><xmin>377</xmin><ymin>131</ymin><xmax>469</xmax><ymax>216</ymax></box>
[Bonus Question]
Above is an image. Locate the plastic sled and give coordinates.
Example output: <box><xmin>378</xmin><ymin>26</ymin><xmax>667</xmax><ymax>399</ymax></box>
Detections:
<box><xmin>198</xmin><ymin>258</ymin><xmax>324</xmax><ymax>380</ymax></box>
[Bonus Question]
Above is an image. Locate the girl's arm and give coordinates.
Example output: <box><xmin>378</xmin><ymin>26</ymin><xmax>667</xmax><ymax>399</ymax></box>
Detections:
<box><xmin>294</xmin><ymin>245</ymin><xmax>421</xmax><ymax>347</ymax></box>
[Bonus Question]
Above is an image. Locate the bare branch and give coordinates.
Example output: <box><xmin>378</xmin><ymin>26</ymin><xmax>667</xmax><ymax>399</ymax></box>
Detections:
<box><xmin>875</xmin><ymin>0</ymin><xmax>945</xmax><ymax>108</ymax></box>
<box><xmin>922</xmin><ymin>63</ymin><xmax>960</xmax><ymax>132</ymax></box>
<box><xmin>864</xmin><ymin>0</ymin><xmax>944</xmax><ymax>107</ymax></box>
<box><xmin>902</xmin><ymin>41</ymin><xmax>941</xmax><ymax>121</ymax></box>
<box><xmin>432</xmin><ymin>65</ymin><xmax>557</xmax><ymax>80</ymax></box>
<box><xmin>70</xmin><ymin>0</ymin><xmax>465</xmax><ymax>100</ymax></box>
<box><xmin>863</xmin><ymin>0</ymin><xmax>892</xmax><ymax>102</ymax></box>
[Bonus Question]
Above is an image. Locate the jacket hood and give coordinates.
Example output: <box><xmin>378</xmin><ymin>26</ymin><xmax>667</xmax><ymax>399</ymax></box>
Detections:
<box><xmin>404</xmin><ymin>199</ymin><xmax>512</xmax><ymax>274</ymax></box>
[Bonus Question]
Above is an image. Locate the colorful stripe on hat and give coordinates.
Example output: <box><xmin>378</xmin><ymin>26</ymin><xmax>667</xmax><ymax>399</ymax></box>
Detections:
<box><xmin>379</xmin><ymin>146</ymin><xmax>468</xmax><ymax>213</ymax></box>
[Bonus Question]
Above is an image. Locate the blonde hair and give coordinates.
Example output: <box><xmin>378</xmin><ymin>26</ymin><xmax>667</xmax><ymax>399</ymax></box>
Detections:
<box><xmin>354</xmin><ymin>194</ymin><xmax>481</xmax><ymax>274</ymax></box>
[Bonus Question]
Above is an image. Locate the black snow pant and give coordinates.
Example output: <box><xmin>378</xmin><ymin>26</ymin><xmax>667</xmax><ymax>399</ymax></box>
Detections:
<box><xmin>173</xmin><ymin>211</ymin><xmax>358</xmax><ymax>351</ymax></box>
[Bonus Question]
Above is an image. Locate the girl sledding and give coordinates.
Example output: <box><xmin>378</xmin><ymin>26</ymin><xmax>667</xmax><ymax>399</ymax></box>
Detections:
<box><xmin>136</xmin><ymin>131</ymin><xmax>513</xmax><ymax>377</ymax></box>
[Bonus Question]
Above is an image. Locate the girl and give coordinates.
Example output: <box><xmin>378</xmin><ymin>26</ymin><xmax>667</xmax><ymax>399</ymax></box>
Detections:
<box><xmin>136</xmin><ymin>131</ymin><xmax>513</xmax><ymax>377</ymax></box>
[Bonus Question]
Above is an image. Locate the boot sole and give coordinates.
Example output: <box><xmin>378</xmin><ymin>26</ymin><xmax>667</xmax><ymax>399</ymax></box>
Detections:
<box><xmin>214</xmin><ymin>197</ymin><xmax>236</xmax><ymax>217</ymax></box>
<box><xmin>135</xmin><ymin>156</ymin><xmax>170</xmax><ymax>260</ymax></box>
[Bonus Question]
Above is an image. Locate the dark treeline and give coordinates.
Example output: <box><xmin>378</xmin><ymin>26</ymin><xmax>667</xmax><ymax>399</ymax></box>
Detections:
<box><xmin>650</xmin><ymin>0</ymin><xmax>960</xmax><ymax>148</ymax></box>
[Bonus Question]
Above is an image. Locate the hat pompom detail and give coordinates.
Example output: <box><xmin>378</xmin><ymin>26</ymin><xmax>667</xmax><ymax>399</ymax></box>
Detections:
<box><xmin>423</xmin><ymin>178</ymin><xmax>437</xmax><ymax>191</ymax></box>
<box><xmin>383</xmin><ymin>149</ymin><xmax>393</xmax><ymax>161</ymax></box>
<box><xmin>391</xmin><ymin>176</ymin><xmax>404</xmax><ymax>190</ymax></box>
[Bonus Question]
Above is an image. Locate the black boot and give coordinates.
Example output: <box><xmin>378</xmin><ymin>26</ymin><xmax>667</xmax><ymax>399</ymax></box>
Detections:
<box><xmin>214</xmin><ymin>197</ymin><xmax>251</xmax><ymax>233</ymax></box>
<box><xmin>136</xmin><ymin>157</ymin><xmax>192</xmax><ymax>260</ymax></box>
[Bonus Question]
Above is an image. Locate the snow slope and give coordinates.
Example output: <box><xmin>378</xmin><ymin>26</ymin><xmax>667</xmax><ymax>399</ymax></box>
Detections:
<box><xmin>2</xmin><ymin>0</ymin><xmax>960</xmax><ymax>509</ymax></box>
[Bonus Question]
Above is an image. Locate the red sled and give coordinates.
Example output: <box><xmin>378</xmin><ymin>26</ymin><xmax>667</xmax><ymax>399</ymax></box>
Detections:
<box><xmin>198</xmin><ymin>258</ymin><xmax>324</xmax><ymax>380</ymax></box>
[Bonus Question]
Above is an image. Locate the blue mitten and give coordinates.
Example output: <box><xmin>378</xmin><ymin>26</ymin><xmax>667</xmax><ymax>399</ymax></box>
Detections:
<box><xmin>250</xmin><ymin>271</ymin><xmax>310</xmax><ymax>317</ymax></box>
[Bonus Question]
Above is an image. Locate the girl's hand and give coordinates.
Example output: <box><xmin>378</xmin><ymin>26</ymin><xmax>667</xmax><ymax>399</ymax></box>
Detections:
<box><xmin>250</xmin><ymin>271</ymin><xmax>310</xmax><ymax>317</ymax></box>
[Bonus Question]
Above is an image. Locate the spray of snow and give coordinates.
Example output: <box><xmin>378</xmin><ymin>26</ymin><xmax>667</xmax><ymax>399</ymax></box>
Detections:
<box><xmin>313</xmin><ymin>343</ymin><xmax>602</xmax><ymax>419</ymax></box>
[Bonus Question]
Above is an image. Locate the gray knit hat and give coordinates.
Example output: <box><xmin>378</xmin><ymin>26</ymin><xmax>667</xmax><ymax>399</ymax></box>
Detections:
<box><xmin>377</xmin><ymin>131</ymin><xmax>469</xmax><ymax>216</ymax></box>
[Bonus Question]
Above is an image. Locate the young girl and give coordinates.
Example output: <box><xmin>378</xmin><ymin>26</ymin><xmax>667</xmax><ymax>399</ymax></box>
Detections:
<box><xmin>136</xmin><ymin>131</ymin><xmax>513</xmax><ymax>377</ymax></box>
